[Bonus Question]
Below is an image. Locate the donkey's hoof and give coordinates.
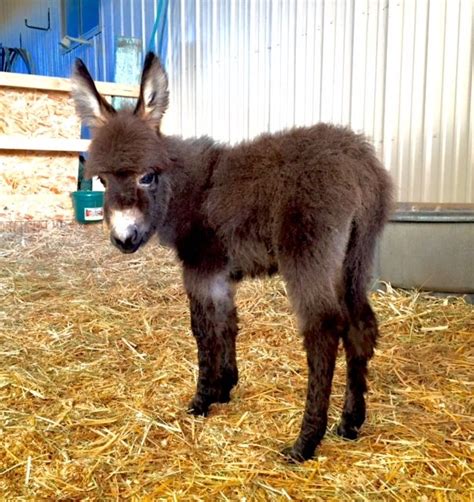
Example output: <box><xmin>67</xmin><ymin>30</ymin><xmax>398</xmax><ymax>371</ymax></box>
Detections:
<box><xmin>281</xmin><ymin>445</ymin><xmax>314</xmax><ymax>463</ymax></box>
<box><xmin>336</xmin><ymin>422</ymin><xmax>359</xmax><ymax>440</ymax></box>
<box><xmin>187</xmin><ymin>398</ymin><xmax>210</xmax><ymax>417</ymax></box>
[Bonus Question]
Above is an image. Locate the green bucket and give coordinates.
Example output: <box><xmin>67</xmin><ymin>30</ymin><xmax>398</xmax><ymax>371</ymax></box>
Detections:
<box><xmin>71</xmin><ymin>191</ymin><xmax>104</xmax><ymax>224</ymax></box>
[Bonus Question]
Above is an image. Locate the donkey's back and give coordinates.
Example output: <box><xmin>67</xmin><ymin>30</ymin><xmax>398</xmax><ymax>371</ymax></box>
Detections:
<box><xmin>206</xmin><ymin>123</ymin><xmax>392</xmax><ymax>283</ymax></box>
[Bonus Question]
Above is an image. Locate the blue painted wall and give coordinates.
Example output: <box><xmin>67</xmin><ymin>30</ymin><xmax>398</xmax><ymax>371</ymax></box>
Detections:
<box><xmin>0</xmin><ymin>0</ymin><xmax>168</xmax><ymax>81</ymax></box>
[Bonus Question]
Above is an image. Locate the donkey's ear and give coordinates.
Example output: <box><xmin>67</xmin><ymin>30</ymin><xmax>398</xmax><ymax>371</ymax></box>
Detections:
<box><xmin>71</xmin><ymin>58</ymin><xmax>116</xmax><ymax>127</ymax></box>
<box><xmin>134</xmin><ymin>52</ymin><xmax>169</xmax><ymax>128</ymax></box>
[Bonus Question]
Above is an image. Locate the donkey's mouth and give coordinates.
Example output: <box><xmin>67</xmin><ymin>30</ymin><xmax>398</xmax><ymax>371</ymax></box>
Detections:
<box><xmin>110</xmin><ymin>234</ymin><xmax>143</xmax><ymax>254</ymax></box>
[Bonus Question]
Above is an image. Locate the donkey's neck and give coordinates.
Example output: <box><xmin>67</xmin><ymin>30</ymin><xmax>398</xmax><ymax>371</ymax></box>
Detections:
<box><xmin>156</xmin><ymin>135</ymin><xmax>223</xmax><ymax>249</ymax></box>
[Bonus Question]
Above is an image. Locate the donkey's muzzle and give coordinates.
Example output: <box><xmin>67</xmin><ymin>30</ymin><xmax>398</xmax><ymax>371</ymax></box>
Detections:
<box><xmin>110</xmin><ymin>230</ymin><xmax>142</xmax><ymax>254</ymax></box>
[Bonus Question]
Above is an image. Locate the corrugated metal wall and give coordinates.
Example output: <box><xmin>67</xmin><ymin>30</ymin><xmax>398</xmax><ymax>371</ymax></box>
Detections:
<box><xmin>1</xmin><ymin>0</ymin><xmax>472</xmax><ymax>203</ymax></box>
<box><xmin>0</xmin><ymin>0</ymin><xmax>167</xmax><ymax>81</ymax></box>
<box><xmin>165</xmin><ymin>0</ymin><xmax>473</xmax><ymax>203</ymax></box>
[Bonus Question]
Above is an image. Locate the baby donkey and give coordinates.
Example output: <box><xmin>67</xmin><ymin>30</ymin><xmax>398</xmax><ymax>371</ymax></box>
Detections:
<box><xmin>71</xmin><ymin>53</ymin><xmax>393</xmax><ymax>461</ymax></box>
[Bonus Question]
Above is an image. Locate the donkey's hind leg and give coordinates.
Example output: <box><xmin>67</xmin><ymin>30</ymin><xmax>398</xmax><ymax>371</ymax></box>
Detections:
<box><xmin>282</xmin><ymin>303</ymin><xmax>345</xmax><ymax>461</ymax></box>
<box><xmin>185</xmin><ymin>269</ymin><xmax>238</xmax><ymax>416</ymax></box>
<box><xmin>337</xmin><ymin>222</ymin><xmax>380</xmax><ymax>440</ymax></box>
<box><xmin>338</xmin><ymin>301</ymin><xmax>378</xmax><ymax>439</ymax></box>
<box><xmin>278</xmin><ymin>224</ymin><xmax>351</xmax><ymax>461</ymax></box>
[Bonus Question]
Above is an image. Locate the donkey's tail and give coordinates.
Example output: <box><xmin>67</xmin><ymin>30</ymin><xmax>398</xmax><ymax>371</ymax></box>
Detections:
<box><xmin>343</xmin><ymin>168</ymin><xmax>392</xmax><ymax>360</ymax></box>
<box><xmin>342</xmin><ymin>163</ymin><xmax>393</xmax><ymax>354</ymax></box>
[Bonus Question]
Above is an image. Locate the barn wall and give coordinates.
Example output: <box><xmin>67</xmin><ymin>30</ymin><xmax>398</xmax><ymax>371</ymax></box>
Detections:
<box><xmin>165</xmin><ymin>0</ymin><xmax>473</xmax><ymax>203</ymax></box>
<box><xmin>1</xmin><ymin>0</ymin><xmax>472</xmax><ymax>203</ymax></box>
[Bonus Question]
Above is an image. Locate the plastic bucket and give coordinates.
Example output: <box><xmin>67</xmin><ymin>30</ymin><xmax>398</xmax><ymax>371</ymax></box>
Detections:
<box><xmin>71</xmin><ymin>191</ymin><xmax>104</xmax><ymax>224</ymax></box>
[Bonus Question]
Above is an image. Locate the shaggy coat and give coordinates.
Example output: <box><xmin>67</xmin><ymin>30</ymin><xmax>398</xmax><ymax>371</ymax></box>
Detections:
<box><xmin>71</xmin><ymin>53</ymin><xmax>393</xmax><ymax>462</ymax></box>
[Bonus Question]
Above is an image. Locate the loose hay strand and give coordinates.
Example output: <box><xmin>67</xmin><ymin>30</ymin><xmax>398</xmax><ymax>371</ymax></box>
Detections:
<box><xmin>0</xmin><ymin>225</ymin><xmax>473</xmax><ymax>500</ymax></box>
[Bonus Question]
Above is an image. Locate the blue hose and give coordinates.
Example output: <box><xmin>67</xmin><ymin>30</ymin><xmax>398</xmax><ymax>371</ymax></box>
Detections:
<box><xmin>147</xmin><ymin>0</ymin><xmax>168</xmax><ymax>61</ymax></box>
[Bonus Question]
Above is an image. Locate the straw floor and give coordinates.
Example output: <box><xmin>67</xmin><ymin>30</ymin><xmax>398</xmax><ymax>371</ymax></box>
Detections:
<box><xmin>1</xmin><ymin>225</ymin><xmax>472</xmax><ymax>500</ymax></box>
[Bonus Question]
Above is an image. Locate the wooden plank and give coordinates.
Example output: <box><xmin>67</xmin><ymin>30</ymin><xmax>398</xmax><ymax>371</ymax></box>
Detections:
<box><xmin>0</xmin><ymin>136</ymin><xmax>91</xmax><ymax>152</ymax></box>
<box><xmin>0</xmin><ymin>71</ymin><xmax>139</xmax><ymax>98</ymax></box>
<box><xmin>0</xmin><ymin>150</ymin><xmax>78</xmax><ymax>223</ymax></box>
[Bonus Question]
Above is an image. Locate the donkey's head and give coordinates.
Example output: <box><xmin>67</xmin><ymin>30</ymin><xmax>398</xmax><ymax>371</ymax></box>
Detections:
<box><xmin>71</xmin><ymin>53</ymin><xmax>171</xmax><ymax>253</ymax></box>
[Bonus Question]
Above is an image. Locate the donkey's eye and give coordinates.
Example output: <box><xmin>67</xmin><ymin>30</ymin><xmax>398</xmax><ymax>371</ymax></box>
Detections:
<box><xmin>138</xmin><ymin>173</ymin><xmax>156</xmax><ymax>186</ymax></box>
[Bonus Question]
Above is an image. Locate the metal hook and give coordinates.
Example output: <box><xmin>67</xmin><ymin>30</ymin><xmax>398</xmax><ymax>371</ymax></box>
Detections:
<box><xmin>25</xmin><ymin>8</ymin><xmax>51</xmax><ymax>31</ymax></box>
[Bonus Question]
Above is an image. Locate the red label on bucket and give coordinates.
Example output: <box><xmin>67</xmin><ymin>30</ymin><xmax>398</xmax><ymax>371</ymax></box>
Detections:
<box><xmin>84</xmin><ymin>207</ymin><xmax>104</xmax><ymax>221</ymax></box>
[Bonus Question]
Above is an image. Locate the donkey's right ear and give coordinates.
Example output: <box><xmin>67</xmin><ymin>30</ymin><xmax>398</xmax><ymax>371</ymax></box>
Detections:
<box><xmin>71</xmin><ymin>59</ymin><xmax>116</xmax><ymax>127</ymax></box>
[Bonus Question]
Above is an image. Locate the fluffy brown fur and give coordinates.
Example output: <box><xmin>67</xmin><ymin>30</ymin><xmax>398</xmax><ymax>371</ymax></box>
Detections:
<box><xmin>71</xmin><ymin>53</ymin><xmax>393</xmax><ymax>462</ymax></box>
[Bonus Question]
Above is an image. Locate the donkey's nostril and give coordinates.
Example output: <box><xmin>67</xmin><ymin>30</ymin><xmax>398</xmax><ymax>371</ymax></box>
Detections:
<box><xmin>110</xmin><ymin>234</ymin><xmax>121</xmax><ymax>247</ymax></box>
<box><xmin>123</xmin><ymin>236</ymin><xmax>134</xmax><ymax>248</ymax></box>
<box><xmin>131</xmin><ymin>228</ymin><xmax>139</xmax><ymax>244</ymax></box>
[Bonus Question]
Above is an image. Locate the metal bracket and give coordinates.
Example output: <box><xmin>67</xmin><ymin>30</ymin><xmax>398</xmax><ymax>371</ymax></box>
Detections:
<box><xmin>25</xmin><ymin>8</ymin><xmax>50</xmax><ymax>31</ymax></box>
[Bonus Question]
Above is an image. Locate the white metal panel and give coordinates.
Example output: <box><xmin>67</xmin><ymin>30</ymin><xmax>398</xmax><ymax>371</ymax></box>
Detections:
<box><xmin>164</xmin><ymin>0</ymin><xmax>472</xmax><ymax>203</ymax></box>
<box><xmin>457</xmin><ymin>0</ymin><xmax>473</xmax><ymax>203</ymax></box>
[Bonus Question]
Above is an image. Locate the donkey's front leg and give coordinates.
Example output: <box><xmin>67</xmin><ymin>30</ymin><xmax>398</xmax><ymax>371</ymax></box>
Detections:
<box><xmin>185</xmin><ymin>270</ymin><xmax>238</xmax><ymax>416</ymax></box>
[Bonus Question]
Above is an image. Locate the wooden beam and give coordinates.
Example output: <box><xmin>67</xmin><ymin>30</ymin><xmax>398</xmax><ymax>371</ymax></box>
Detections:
<box><xmin>0</xmin><ymin>71</ymin><xmax>139</xmax><ymax>98</ymax></box>
<box><xmin>0</xmin><ymin>136</ymin><xmax>91</xmax><ymax>152</ymax></box>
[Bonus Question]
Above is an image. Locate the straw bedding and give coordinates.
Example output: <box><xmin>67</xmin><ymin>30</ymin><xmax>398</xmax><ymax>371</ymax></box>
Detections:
<box><xmin>1</xmin><ymin>225</ymin><xmax>472</xmax><ymax>500</ymax></box>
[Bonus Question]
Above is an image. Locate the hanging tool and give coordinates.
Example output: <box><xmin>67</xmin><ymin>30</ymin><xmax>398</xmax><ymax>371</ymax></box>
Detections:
<box><xmin>25</xmin><ymin>8</ymin><xmax>51</xmax><ymax>31</ymax></box>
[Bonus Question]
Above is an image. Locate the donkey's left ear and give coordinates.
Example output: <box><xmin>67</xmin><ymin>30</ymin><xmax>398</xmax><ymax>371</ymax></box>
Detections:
<box><xmin>134</xmin><ymin>52</ymin><xmax>169</xmax><ymax>128</ymax></box>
